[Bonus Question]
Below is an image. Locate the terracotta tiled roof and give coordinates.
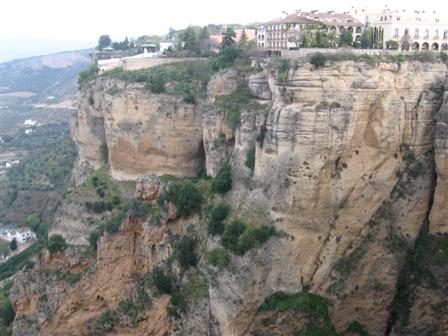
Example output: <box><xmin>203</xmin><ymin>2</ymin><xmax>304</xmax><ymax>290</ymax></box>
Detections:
<box><xmin>299</xmin><ymin>11</ymin><xmax>363</xmax><ymax>26</ymax></box>
<box><xmin>261</xmin><ymin>11</ymin><xmax>362</xmax><ymax>27</ymax></box>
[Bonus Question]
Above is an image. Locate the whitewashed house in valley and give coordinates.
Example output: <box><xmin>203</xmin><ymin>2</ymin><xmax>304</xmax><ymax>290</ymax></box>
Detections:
<box><xmin>5</xmin><ymin>227</ymin><xmax>36</xmax><ymax>244</ymax></box>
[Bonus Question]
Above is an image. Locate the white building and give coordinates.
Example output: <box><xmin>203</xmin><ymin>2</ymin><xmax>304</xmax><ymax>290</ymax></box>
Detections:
<box><xmin>5</xmin><ymin>227</ymin><xmax>36</xmax><ymax>244</ymax></box>
<box><xmin>350</xmin><ymin>8</ymin><xmax>448</xmax><ymax>51</ymax></box>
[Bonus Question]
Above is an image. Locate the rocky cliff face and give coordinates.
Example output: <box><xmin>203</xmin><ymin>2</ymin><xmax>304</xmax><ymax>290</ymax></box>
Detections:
<box><xmin>11</xmin><ymin>59</ymin><xmax>448</xmax><ymax>336</ymax></box>
<box><xmin>74</xmin><ymin>79</ymin><xmax>204</xmax><ymax>183</ymax></box>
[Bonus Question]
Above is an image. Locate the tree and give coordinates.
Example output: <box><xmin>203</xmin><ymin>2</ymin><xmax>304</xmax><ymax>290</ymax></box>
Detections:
<box><xmin>47</xmin><ymin>234</ymin><xmax>67</xmax><ymax>254</ymax></box>
<box><xmin>98</xmin><ymin>35</ymin><xmax>111</xmax><ymax>50</ymax></box>
<box><xmin>239</xmin><ymin>29</ymin><xmax>248</xmax><ymax>47</ymax></box>
<box><xmin>339</xmin><ymin>31</ymin><xmax>353</xmax><ymax>47</ymax></box>
<box><xmin>400</xmin><ymin>31</ymin><xmax>411</xmax><ymax>51</ymax></box>
<box><xmin>198</xmin><ymin>26</ymin><xmax>211</xmax><ymax>53</ymax></box>
<box><xmin>26</xmin><ymin>213</ymin><xmax>40</xmax><ymax>231</ymax></box>
<box><xmin>221</xmin><ymin>28</ymin><xmax>236</xmax><ymax>48</ymax></box>
<box><xmin>9</xmin><ymin>239</ymin><xmax>17</xmax><ymax>252</ymax></box>
<box><xmin>182</xmin><ymin>26</ymin><xmax>199</xmax><ymax>56</ymax></box>
<box><xmin>360</xmin><ymin>30</ymin><xmax>371</xmax><ymax>49</ymax></box>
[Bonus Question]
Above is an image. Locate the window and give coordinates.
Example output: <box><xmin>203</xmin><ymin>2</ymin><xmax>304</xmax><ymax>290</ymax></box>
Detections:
<box><xmin>415</xmin><ymin>28</ymin><xmax>419</xmax><ymax>38</ymax></box>
<box><xmin>444</xmin><ymin>30</ymin><xmax>448</xmax><ymax>39</ymax></box>
<box><xmin>434</xmin><ymin>29</ymin><xmax>439</xmax><ymax>38</ymax></box>
<box><xmin>425</xmin><ymin>29</ymin><xmax>429</xmax><ymax>38</ymax></box>
<box><xmin>397</xmin><ymin>16</ymin><xmax>401</xmax><ymax>21</ymax></box>
<box><xmin>394</xmin><ymin>28</ymin><xmax>399</xmax><ymax>37</ymax></box>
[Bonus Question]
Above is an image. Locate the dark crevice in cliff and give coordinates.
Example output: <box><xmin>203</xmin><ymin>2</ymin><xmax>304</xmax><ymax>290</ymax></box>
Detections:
<box><xmin>385</xmin><ymin>151</ymin><xmax>438</xmax><ymax>336</ymax></box>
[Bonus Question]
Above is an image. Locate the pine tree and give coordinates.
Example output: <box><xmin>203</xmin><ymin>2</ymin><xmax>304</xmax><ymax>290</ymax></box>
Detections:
<box><xmin>221</xmin><ymin>28</ymin><xmax>237</xmax><ymax>48</ymax></box>
<box><xmin>9</xmin><ymin>238</ymin><xmax>17</xmax><ymax>251</ymax></box>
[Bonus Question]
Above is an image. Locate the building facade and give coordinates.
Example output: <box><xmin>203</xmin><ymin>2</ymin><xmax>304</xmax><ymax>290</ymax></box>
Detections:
<box><xmin>5</xmin><ymin>227</ymin><xmax>36</xmax><ymax>244</ymax></box>
<box><xmin>257</xmin><ymin>11</ymin><xmax>364</xmax><ymax>53</ymax></box>
<box><xmin>350</xmin><ymin>9</ymin><xmax>448</xmax><ymax>51</ymax></box>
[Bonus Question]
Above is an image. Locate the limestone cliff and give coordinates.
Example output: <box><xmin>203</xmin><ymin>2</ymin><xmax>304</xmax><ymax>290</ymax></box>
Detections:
<box><xmin>74</xmin><ymin>79</ymin><xmax>204</xmax><ymax>183</ymax></box>
<box><xmin>11</xmin><ymin>59</ymin><xmax>448</xmax><ymax>336</ymax></box>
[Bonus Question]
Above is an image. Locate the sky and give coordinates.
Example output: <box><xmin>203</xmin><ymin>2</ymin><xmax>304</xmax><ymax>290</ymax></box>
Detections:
<box><xmin>1</xmin><ymin>0</ymin><xmax>447</xmax><ymax>61</ymax></box>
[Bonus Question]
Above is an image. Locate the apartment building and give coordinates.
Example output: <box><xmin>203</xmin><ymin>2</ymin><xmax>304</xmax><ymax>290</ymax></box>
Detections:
<box><xmin>350</xmin><ymin>8</ymin><xmax>448</xmax><ymax>50</ymax></box>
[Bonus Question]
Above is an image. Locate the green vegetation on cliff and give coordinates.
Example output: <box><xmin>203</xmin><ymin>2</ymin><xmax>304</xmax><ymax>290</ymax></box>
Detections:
<box><xmin>213</xmin><ymin>85</ymin><xmax>260</xmax><ymax>131</ymax></box>
<box><xmin>258</xmin><ymin>292</ymin><xmax>338</xmax><ymax>336</ymax></box>
<box><xmin>106</xmin><ymin>60</ymin><xmax>213</xmax><ymax>101</ymax></box>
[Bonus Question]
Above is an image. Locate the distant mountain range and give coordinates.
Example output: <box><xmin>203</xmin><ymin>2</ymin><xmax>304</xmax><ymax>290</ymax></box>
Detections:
<box><xmin>0</xmin><ymin>50</ymin><xmax>92</xmax><ymax>133</ymax></box>
<box><xmin>1</xmin><ymin>38</ymin><xmax>95</xmax><ymax>63</ymax></box>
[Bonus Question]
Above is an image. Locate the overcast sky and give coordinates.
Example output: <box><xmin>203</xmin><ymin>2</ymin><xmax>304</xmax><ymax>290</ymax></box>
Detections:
<box><xmin>1</xmin><ymin>0</ymin><xmax>447</xmax><ymax>60</ymax></box>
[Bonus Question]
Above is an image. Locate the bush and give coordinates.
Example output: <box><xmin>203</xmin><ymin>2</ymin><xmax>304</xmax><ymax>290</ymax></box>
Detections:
<box><xmin>47</xmin><ymin>235</ymin><xmax>67</xmax><ymax>254</ymax></box>
<box><xmin>221</xmin><ymin>219</ymin><xmax>246</xmax><ymax>252</ymax></box>
<box><xmin>128</xmin><ymin>200</ymin><xmax>152</xmax><ymax>220</ymax></box>
<box><xmin>9</xmin><ymin>239</ymin><xmax>16</xmax><ymax>252</ymax></box>
<box><xmin>315</xmin><ymin>101</ymin><xmax>329</xmax><ymax>110</ymax></box>
<box><xmin>346</xmin><ymin>320</ymin><xmax>368</xmax><ymax>336</ymax></box>
<box><xmin>168</xmin><ymin>290</ymin><xmax>187</xmax><ymax>317</ymax></box>
<box><xmin>95</xmin><ymin>310</ymin><xmax>119</xmax><ymax>330</ymax></box>
<box><xmin>213</xmin><ymin>85</ymin><xmax>255</xmax><ymax>131</ymax></box>
<box><xmin>173</xmin><ymin>236</ymin><xmax>198</xmax><ymax>269</ymax></box>
<box><xmin>207</xmin><ymin>203</ymin><xmax>230</xmax><ymax>235</ymax></box>
<box><xmin>104</xmin><ymin>209</ymin><xmax>127</xmax><ymax>234</ymax></box>
<box><xmin>207</xmin><ymin>249</ymin><xmax>230</xmax><ymax>269</ymax></box>
<box><xmin>245</xmin><ymin>148</ymin><xmax>256</xmax><ymax>171</ymax></box>
<box><xmin>88</xmin><ymin>228</ymin><xmax>102</xmax><ymax>250</ymax></box>
<box><xmin>330</xmin><ymin>102</ymin><xmax>342</xmax><ymax>109</ymax></box>
<box><xmin>212</xmin><ymin>46</ymin><xmax>239</xmax><ymax>71</ymax></box>
<box><xmin>146</xmin><ymin>267</ymin><xmax>173</xmax><ymax>294</ymax></box>
<box><xmin>212</xmin><ymin>163</ymin><xmax>232</xmax><ymax>194</ymax></box>
<box><xmin>310</xmin><ymin>53</ymin><xmax>327</xmax><ymax>68</ymax></box>
<box><xmin>159</xmin><ymin>181</ymin><xmax>203</xmax><ymax>218</ymax></box>
<box><xmin>222</xmin><ymin>219</ymin><xmax>276</xmax><ymax>256</ymax></box>
<box><xmin>0</xmin><ymin>297</ymin><xmax>15</xmax><ymax>326</ymax></box>
<box><xmin>276</xmin><ymin>59</ymin><xmax>289</xmax><ymax>84</ymax></box>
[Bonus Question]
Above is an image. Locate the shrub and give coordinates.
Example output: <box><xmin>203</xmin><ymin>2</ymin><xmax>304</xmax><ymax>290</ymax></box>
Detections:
<box><xmin>47</xmin><ymin>235</ymin><xmax>67</xmax><ymax>254</ymax></box>
<box><xmin>207</xmin><ymin>249</ymin><xmax>230</xmax><ymax>269</ymax></box>
<box><xmin>245</xmin><ymin>148</ymin><xmax>256</xmax><ymax>171</ymax></box>
<box><xmin>315</xmin><ymin>101</ymin><xmax>329</xmax><ymax>110</ymax></box>
<box><xmin>173</xmin><ymin>236</ymin><xmax>198</xmax><ymax>269</ymax></box>
<box><xmin>99</xmin><ymin>143</ymin><xmax>108</xmax><ymax>164</ymax></box>
<box><xmin>346</xmin><ymin>320</ymin><xmax>368</xmax><ymax>336</ymax></box>
<box><xmin>330</xmin><ymin>102</ymin><xmax>342</xmax><ymax>109</ymax></box>
<box><xmin>95</xmin><ymin>310</ymin><xmax>119</xmax><ymax>330</ymax></box>
<box><xmin>441</xmin><ymin>52</ymin><xmax>448</xmax><ymax>64</ymax></box>
<box><xmin>168</xmin><ymin>290</ymin><xmax>187</xmax><ymax>317</ymax></box>
<box><xmin>310</xmin><ymin>53</ymin><xmax>327</xmax><ymax>68</ymax></box>
<box><xmin>0</xmin><ymin>296</ymin><xmax>15</xmax><ymax>326</ymax></box>
<box><xmin>221</xmin><ymin>219</ymin><xmax>246</xmax><ymax>253</ymax></box>
<box><xmin>222</xmin><ymin>219</ymin><xmax>276</xmax><ymax>256</ymax></box>
<box><xmin>104</xmin><ymin>209</ymin><xmax>127</xmax><ymax>234</ymax></box>
<box><xmin>146</xmin><ymin>267</ymin><xmax>173</xmax><ymax>294</ymax></box>
<box><xmin>214</xmin><ymin>85</ymin><xmax>255</xmax><ymax>131</ymax></box>
<box><xmin>9</xmin><ymin>239</ymin><xmax>17</xmax><ymax>252</ymax></box>
<box><xmin>212</xmin><ymin>46</ymin><xmax>239</xmax><ymax>71</ymax></box>
<box><xmin>212</xmin><ymin>163</ymin><xmax>232</xmax><ymax>194</ymax></box>
<box><xmin>276</xmin><ymin>59</ymin><xmax>289</xmax><ymax>84</ymax></box>
<box><xmin>159</xmin><ymin>181</ymin><xmax>203</xmax><ymax>218</ymax></box>
<box><xmin>78</xmin><ymin>65</ymin><xmax>99</xmax><ymax>87</ymax></box>
<box><xmin>88</xmin><ymin>228</ymin><xmax>102</xmax><ymax>250</ymax></box>
<box><xmin>128</xmin><ymin>200</ymin><xmax>152</xmax><ymax>219</ymax></box>
<box><xmin>207</xmin><ymin>203</ymin><xmax>230</xmax><ymax>235</ymax></box>
<box><xmin>147</xmin><ymin>69</ymin><xmax>166</xmax><ymax>93</ymax></box>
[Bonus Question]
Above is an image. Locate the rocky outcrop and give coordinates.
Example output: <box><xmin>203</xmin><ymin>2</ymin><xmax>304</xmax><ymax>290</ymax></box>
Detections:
<box><xmin>74</xmin><ymin>79</ymin><xmax>204</xmax><ymax>183</ymax></box>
